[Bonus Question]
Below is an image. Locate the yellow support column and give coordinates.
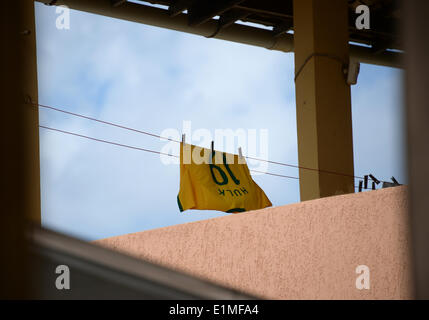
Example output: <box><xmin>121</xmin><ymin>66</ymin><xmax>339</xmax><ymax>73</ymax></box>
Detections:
<box><xmin>293</xmin><ymin>0</ymin><xmax>355</xmax><ymax>201</ymax></box>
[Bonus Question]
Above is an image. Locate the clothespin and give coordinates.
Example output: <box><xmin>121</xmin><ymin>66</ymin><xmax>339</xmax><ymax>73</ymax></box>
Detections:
<box><xmin>238</xmin><ymin>147</ymin><xmax>244</xmax><ymax>164</ymax></box>
<box><xmin>369</xmin><ymin>174</ymin><xmax>380</xmax><ymax>185</ymax></box>
<box><xmin>364</xmin><ymin>175</ymin><xmax>368</xmax><ymax>189</ymax></box>
<box><xmin>372</xmin><ymin>181</ymin><xmax>376</xmax><ymax>190</ymax></box>
<box><xmin>391</xmin><ymin>176</ymin><xmax>400</xmax><ymax>185</ymax></box>
<box><xmin>382</xmin><ymin>176</ymin><xmax>402</xmax><ymax>189</ymax></box>
<box><xmin>358</xmin><ymin>180</ymin><xmax>363</xmax><ymax>192</ymax></box>
<box><xmin>182</xmin><ymin>134</ymin><xmax>186</xmax><ymax>144</ymax></box>
<box><xmin>209</xmin><ymin>141</ymin><xmax>214</xmax><ymax>164</ymax></box>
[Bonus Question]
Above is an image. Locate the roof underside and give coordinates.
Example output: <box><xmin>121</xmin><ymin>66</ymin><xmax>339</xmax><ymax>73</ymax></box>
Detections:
<box><xmin>127</xmin><ymin>0</ymin><xmax>402</xmax><ymax>52</ymax></box>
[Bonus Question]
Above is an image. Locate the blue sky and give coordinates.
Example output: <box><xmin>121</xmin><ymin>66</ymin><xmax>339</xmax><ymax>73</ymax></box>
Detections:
<box><xmin>35</xmin><ymin>3</ymin><xmax>406</xmax><ymax>241</ymax></box>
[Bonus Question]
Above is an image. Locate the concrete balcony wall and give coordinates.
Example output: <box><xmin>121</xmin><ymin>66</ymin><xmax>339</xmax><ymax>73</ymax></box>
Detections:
<box><xmin>95</xmin><ymin>186</ymin><xmax>413</xmax><ymax>299</ymax></box>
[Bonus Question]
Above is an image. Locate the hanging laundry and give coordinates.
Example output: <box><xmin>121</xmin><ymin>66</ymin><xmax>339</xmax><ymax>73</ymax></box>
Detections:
<box><xmin>177</xmin><ymin>142</ymin><xmax>272</xmax><ymax>213</ymax></box>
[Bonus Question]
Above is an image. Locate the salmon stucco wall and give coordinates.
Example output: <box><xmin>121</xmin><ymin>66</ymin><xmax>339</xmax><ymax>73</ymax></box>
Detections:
<box><xmin>95</xmin><ymin>186</ymin><xmax>413</xmax><ymax>299</ymax></box>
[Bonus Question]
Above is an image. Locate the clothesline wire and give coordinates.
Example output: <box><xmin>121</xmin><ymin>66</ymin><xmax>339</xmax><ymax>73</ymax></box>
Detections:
<box><xmin>39</xmin><ymin>125</ymin><xmax>372</xmax><ymax>190</ymax></box>
<box><xmin>34</xmin><ymin>102</ymin><xmax>387</xmax><ymax>184</ymax></box>
<box><xmin>39</xmin><ymin>125</ymin><xmax>176</xmax><ymax>157</ymax></box>
<box><xmin>39</xmin><ymin>125</ymin><xmax>298</xmax><ymax>180</ymax></box>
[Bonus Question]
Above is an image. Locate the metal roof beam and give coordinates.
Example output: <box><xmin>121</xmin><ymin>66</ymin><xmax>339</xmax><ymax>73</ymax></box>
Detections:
<box><xmin>111</xmin><ymin>0</ymin><xmax>127</xmax><ymax>7</ymax></box>
<box><xmin>34</xmin><ymin>0</ymin><xmax>402</xmax><ymax>68</ymax></box>
<box><xmin>188</xmin><ymin>0</ymin><xmax>245</xmax><ymax>26</ymax></box>
<box><xmin>217</xmin><ymin>8</ymin><xmax>249</xmax><ymax>30</ymax></box>
<box><xmin>273</xmin><ymin>20</ymin><xmax>293</xmax><ymax>37</ymax></box>
<box><xmin>236</xmin><ymin>0</ymin><xmax>293</xmax><ymax>19</ymax></box>
<box><xmin>168</xmin><ymin>0</ymin><xmax>193</xmax><ymax>17</ymax></box>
